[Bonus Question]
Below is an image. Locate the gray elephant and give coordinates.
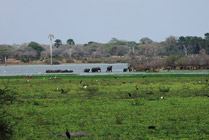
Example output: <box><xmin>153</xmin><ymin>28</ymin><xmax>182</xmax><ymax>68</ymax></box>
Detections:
<box><xmin>106</xmin><ymin>66</ymin><xmax>112</xmax><ymax>72</ymax></box>
<box><xmin>91</xmin><ymin>67</ymin><xmax>101</xmax><ymax>72</ymax></box>
<box><xmin>84</xmin><ymin>68</ymin><xmax>90</xmax><ymax>72</ymax></box>
<box><xmin>123</xmin><ymin>68</ymin><xmax>128</xmax><ymax>72</ymax></box>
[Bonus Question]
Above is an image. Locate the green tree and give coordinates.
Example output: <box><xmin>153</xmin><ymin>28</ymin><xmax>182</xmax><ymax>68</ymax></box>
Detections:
<box><xmin>204</xmin><ymin>33</ymin><xmax>209</xmax><ymax>54</ymax></box>
<box><xmin>178</xmin><ymin>36</ymin><xmax>188</xmax><ymax>55</ymax></box>
<box><xmin>66</xmin><ymin>39</ymin><xmax>75</xmax><ymax>45</ymax></box>
<box><xmin>0</xmin><ymin>45</ymin><xmax>14</xmax><ymax>64</ymax></box>
<box><xmin>127</xmin><ymin>41</ymin><xmax>138</xmax><ymax>54</ymax></box>
<box><xmin>178</xmin><ymin>36</ymin><xmax>205</xmax><ymax>55</ymax></box>
<box><xmin>140</xmin><ymin>37</ymin><xmax>153</xmax><ymax>44</ymax></box>
<box><xmin>204</xmin><ymin>33</ymin><xmax>209</xmax><ymax>40</ymax></box>
<box><xmin>54</xmin><ymin>39</ymin><xmax>62</xmax><ymax>48</ymax></box>
<box><xmin>28</xmin><ymin>42</ymin><xmax>45</xmax><ymax>59</ymax></box>
<box><xmin>108</xmin><ymin>38</ymin><xmax>119</xmax><ymax>43</ymax></box>
<box><xmin>189</xmin><ymin>36</ymin><xmax>203</xmax><ymax>54</ymax></box>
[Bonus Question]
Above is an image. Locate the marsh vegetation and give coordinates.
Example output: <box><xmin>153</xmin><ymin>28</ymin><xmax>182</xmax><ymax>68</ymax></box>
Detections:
<box><xmin>0</xmin><ymin>74</ymin><xmax>209</xmax><ymax>139</ymax></box>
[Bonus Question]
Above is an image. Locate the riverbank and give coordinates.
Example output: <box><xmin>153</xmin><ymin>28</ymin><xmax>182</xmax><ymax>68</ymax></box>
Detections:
<box><xmin>0</xmin><ymin>58</ymin><xmax>83</xmax><ymax>65</ymax></box>
<box><xmin>1</xmin><ymin>56</ymin><xmax>127</xmax><ymax>66</ymax></box>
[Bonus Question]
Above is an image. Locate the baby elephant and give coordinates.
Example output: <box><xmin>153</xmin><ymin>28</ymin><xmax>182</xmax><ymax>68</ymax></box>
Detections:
<box><xmin>84</xmin><ymin>68</ymin><xmax>90</xmax><ymax>72</ymax></box>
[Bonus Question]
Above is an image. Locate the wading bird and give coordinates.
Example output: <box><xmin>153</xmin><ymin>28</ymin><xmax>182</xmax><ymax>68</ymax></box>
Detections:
<box><xmin>148</xmin><ymin>126</ymin><xmax>156</xmax><ymax>130</ymax></box>
<box><xmin>66</xmin><ymin>129</ymin><xmax>71</xmax><ymax>139</ymax></box>
<box><xmin>54</xmin><ymin>129</ymin><xmax>90</xmax><ymax>139</ymax></box>
<box><xmin>135</xmin><ymin>86</ymin><xmax>138</xmax><ymax>90</ymax></box>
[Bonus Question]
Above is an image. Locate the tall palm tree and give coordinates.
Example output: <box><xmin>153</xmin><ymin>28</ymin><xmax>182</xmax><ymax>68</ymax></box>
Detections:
<box><xmin>48</xmin><ymin>34</ymin><xmax>54</xmax><ymax>65</ymax></box>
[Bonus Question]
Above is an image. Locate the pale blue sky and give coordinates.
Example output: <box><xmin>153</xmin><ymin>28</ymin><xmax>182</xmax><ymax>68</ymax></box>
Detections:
<box><xmin>0</xmin><ymin>0</ymin><xmax>209</xmax><ymax>44</ymax></box>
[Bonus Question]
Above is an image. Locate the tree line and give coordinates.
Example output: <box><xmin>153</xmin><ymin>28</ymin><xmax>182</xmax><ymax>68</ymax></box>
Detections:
<box><xmin>0</xmin><ymin>33</ymin><xmax>209</xmax><ymax>68</ymax></box>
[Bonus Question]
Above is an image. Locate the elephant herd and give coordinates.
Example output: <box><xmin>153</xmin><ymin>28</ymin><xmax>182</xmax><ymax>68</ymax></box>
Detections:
<box><xmin>46</xmin><ymin>69</ymin><xmax>73</xmax><ymax>73</ymax></box>
<box><xmin>84</xmin><ymin>67</ymin><xmax>101</xmax><ymax>73</ymax></box>
<box><xmin>84</xmin><ymin>66</ymin><xmax>111</xmax><ymax>73</ymax></box>
<box><xmin>84</xmin><ymin>66</ymin><xmax>132</xmax><ymax>73</ymax></box>
<box><xmin>46</xmin><ymin>66</ymin><xmax>132</xmax><ymax>73</ymax></box>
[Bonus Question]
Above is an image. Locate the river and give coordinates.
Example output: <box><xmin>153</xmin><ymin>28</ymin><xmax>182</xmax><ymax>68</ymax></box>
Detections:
<box><xmin>0</xmin><ymin>63</ymin><xmax>128</xmax><ymax>76</ymax></box>
<box><xmin>0</xmin><ymin>63</ymin><xmax>209</xmax><ymax>76</ymax></box>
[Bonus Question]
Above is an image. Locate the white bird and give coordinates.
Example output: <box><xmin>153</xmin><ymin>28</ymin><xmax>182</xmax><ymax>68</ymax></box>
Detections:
<box><xmin>83</xmin><ymin>86</ymin><xmax>87</xmax><ymax>89</ymax></box>
<box><xmin>57</xmin><ymin>88</ymin><xmax>59</xmax><ymax>91</ymax></box>
<box><xmin>161</xmin><ymin>96</ymin><xmax>164</xmax><ymax>99</ymax></box>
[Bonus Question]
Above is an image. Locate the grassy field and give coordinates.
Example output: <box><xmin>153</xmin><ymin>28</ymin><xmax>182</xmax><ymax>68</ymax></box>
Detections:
<box><xmin>1</xmin><ymin>74</ymin><xmax>209</xmax><ymax>140</ymax></box>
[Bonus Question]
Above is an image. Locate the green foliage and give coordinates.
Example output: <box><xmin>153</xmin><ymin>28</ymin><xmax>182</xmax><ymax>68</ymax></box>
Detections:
<box><xmin>131</xmin><ymin>98</ymin><xmax>146</xmax><ymax>106</ymax></box>
<box><xmin>65</xmin><ymin>57</ymin><xmax>74</xmax><ymax>63</ymax></box>
<box><xmin>140</xmin><ymin>37</ymin><xmax>153</xmax><ymax>44</ymax></box>
<box><xmin>2</xmin><ymin>33</ymin><xmax>209</xmax><ymax>64</ymax></box>
<box><xmin>66</xmin><ymin>39</ymin><xmax>75</xmax><ymax>45</ymax></box>
<box><xmin>164</xmin><ymin>55</ymin><xmax>183</xmax><ymax>67</ymax></box>
<box><xmin>19</xmin><ymin>55</ymin><xmax>30</xmax><ymax>63</ymax></box>
<box><xmin>0</xmin><ymin>45</ymin><xmax>14</xmax><ymax>63</ymax></box>
<box><xmin>45</xmin><ymin>58</ymin><xmax>60</xmax><ymax>64</ymax></box>
<box><xmin>0</xmin><ymin>45</ymin><xmax>14</xmax><ymax>56</ymax></box>
<box><xmin>178</xmin><ymin>36</ymin><xmax>207</xmax><ymax>55</ymax></box>
<box><xmin>0</xmin><ymin>86</ymin><xmax>16</xmax><ymax>105</ymax></box>
<box><xmin>0</xmin><ymin>74</ymin><xmax>209</xmax><ymax>139</ymax></box>
<box><xmin>204</xmin><ymin>33</ymin><xmax>209</xmax><ymax>40</ymax></box>
<box><xmin>54</xmin><ymin>39</ymin><xmax>62</xmax><ymax>48</ymax></box>
<box><xmin>83</xmin><ymin>86</ymin><xmax>99</xmax><ymax>98</ymax></box>
<box><xmin>0</xmin><ymin>82</ymin><xmax>17</xmax><ymax>140</ymax></box>
<box><xmin>159</xmin><ymin>86</ymin><xmax>170</xmax><ymax>92</ymax></box>
<box><xmin>28</xmin><ymin>41</ymin><xmax>44</xmax><ymax>58</ymax></box>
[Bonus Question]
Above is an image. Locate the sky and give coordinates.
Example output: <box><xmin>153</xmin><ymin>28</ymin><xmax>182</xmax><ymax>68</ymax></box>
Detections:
<box><xmin>0</xmin><ymin>0</ymin><xmax>209</xmax><ymax>45</ymax></box>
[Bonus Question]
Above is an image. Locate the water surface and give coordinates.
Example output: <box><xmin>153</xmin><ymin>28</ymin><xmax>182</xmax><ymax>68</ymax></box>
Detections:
<box><xmin>0</xmin><ymin>64</ymin><xmax>208</xmax><ymax>76</ymax></box>
<box><xmin>0</xmin><ymin>63</ymin><xmax>128</xmax><ymax>76</ymax></box>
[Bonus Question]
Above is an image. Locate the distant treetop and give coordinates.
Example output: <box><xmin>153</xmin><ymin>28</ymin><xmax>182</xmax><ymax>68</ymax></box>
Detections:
<box><xmin>67</xmin><ymin>39</ymin><xmax>75</xmax><ymax>45</ymax></box>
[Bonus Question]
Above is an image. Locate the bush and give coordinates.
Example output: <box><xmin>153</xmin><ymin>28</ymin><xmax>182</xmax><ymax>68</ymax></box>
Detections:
<box><xmin>0</xmin><ymin>116</ymin><xmax>13</xmax><ymax>140</ymax></box>
<box><xmin>0</xmin><ymin>84</ymin><xmax>17</xmax><ymax>140</ymax></box>
<box><xmin>45</xmin><ymin>58</ymin><xmax>60</xmax><ymax>65</ymax></box>
<box><xmin>66</xmin><ymin>58</ymin><xmax>74</xmax><ymax>63</ymax></box>
<box><xmin>83</xmin><ymin>86</ymin><xmax>99</xmax><ymax>98</ymax></box>
<box><xmin>159</xmin><ymin>86</ymin><xmax>170</xmax><ymax>92</ymax></box>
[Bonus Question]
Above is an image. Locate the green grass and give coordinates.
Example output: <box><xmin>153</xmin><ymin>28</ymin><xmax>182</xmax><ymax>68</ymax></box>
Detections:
<box><xmin>1</xmin><ymin>74</ymin><xmax>209</xmax><ymax>139</ymax></box>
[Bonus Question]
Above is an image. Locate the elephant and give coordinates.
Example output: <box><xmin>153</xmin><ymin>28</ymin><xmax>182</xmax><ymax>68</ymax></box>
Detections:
<box><xmin>106</xmin><ymin>66</ymin><xmax>112</xmax><ymax>72</ymax></box>
<box><xmin>46</xmin><ymin>70</ymin><xmax>53</xmax><ymax>73</ymax></box>
<box><xmin>84</xmin><ymin>68</ymin><xmax>90</xmax><ymax>72</ymax></box>
<box><xmin>123</xmin><ymin>67</ymin><xmax>132</xmax><ymax>72</ymax></box>
<box><xmin>68</xmin><ymin>70</ymin><xmax>73</xmax><ymax>73</ymax></box>
<box><xmin>53</xmin><ymin>69</ymin><xmax>61</xmax><ymax>73</ymax></box>
<box><xmin>128</xmin><ymin>66</ymin><xmax>133</xmax><ymax>72</ymax></box>
<box><xmin>46</xmin><ymin>69</ymin><xmax>73</xmax><ymax>73</ymax></box>
<box><xmin>61</xmin><ymin>70</ymin><xmax>73</xmax><ymax>73</ymax></box>
<box><xmin>61</xmin><ymin>69</ymin><xmax>69</xmax><ymax>73</ymax></box>
<box><xmin>91</xmin><ymin>67</ymin><xmax>101</xmax><ymax>72</ymax></box>
<box><xmin>123</xmin><ymin>68</ymin><xmax>128</xmax><ymax>72</ymax></box>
